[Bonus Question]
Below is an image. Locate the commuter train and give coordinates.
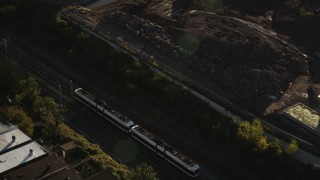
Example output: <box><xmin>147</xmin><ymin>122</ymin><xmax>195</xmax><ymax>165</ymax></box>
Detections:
<box><xmin>74</xmin><ymin>88</ymin><xmax>200</xmax><ymax>177</ymax></box>
<box><xmin>74</xmin><ymin>88</ymin><xmax>134</xmax><ymax>132</ymax></box>
<box><xmin>131</xmin><ymin>125</ymin><xmax>200</xmax><ymax>177</ymax></box>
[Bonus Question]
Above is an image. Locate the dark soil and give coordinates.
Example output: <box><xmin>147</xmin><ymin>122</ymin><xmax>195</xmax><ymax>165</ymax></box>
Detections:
<box><xmin>85</xmin><ymin>0</ymin><xmax>318</xmax><ymax>116</ymax></box>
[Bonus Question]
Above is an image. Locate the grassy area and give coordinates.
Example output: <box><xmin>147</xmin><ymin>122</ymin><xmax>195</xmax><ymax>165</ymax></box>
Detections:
<box><xmin>57</xmin><ymin>123</ymin><xmax>129</xmax><ymax>179</ymax></box>
<box><xmin>75</xmin><ymin>162</ymin><xmax>99</xmax><ymax>178</ymax></box>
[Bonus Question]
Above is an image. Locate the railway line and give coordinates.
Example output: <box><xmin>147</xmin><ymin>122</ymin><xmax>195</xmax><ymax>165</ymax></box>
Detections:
<box><xmin>0</xmin><ymin>36</ymin><xmax>215</xmax><ymax>180</ymax></box>
<box><xmin>74</xmin><ymin>87</ymin><xmax>200</xmax><ymax>177</ymax></box>
<box><xmin>1</xmin><ymin>16</ymin><xmax>320</xmax><ymax>178</ymax></box>
<box><xmin>0</xmin><ymin>31</ymin><xmax>269</xmax><ymax>179</ymax></box>
<box><xmin>3</xmin><ymin>45</ymin><xmax>198</xmax><ymax>176</ymax></box>
<box><xmin>59</xmin><ymin>10</ymin><xmax>320</xmax><ymax>158</ymax></box>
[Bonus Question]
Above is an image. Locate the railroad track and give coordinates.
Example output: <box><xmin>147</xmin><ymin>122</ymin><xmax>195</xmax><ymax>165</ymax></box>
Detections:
<box><xmin>0</xmin><ymin>40</ymin><xmax>196</xmax><ymax>180</ymax></box>
<box><xmin>1</xmin><ymin>24</ymin><xmax>319</xmax><ymax>178</ymax></box>
<box><xmin>59</xmin><ymin>12</ymin><xmax>319</xmax><ymax>149</ymax></box>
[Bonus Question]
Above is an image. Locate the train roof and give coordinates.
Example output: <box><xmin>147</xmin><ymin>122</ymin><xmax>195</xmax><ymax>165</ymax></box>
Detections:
<box><xmin>112</xmin><ymin>110</ymin><xmax>131</xmax><ymax>123</ymax></box>
<box><xmin>163</xmin><ymin>143</ymin><xmax>196</xmax><ymax>167</ymax></box>
<box><xmin>133</xmin><ymin>125</ymin><xmax>197</xmax><ymax>167</ymax></box>
<box><xmin>76</xmin><ymin>88</ymin><xmax>131</xmax><ymax>123</ymax></box>
<box><xmin>133</xmin><ymin>125</ymin><xmax>164</xmax><ymax>145</ymax></box>
<box><xmin>102</xmin><ymin>102</ymin><xmax>131</xmax><ymax>123</ymax></box>
<box><xmin>76</xmin><ymin>88</ymin><xmax>96</xmax><ymax>100</ymax></box>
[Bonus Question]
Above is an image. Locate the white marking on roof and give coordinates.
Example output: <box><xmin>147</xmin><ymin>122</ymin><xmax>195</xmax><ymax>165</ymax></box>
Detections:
<box><xmin>0</xmin><ymin>128</ymin><xmax>31</xmax><ymax>153</ymax></box>
<box><xmin>0</xmin><ymin>142</ymin><xmax>47</xmax><ymax>174</ymax></box>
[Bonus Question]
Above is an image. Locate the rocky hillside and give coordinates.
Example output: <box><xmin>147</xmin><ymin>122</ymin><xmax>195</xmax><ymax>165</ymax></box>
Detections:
<box><xmin>87</xmin><ymin>0</ymin><xmax>314</xmax><ymax>110</ymax></box>
<box><xmin>174</xmin><ymin>10</ymin><xmax>308</xmax><ymax>106</ymax></box>
<box><xmin>103</xmin><ymin>11</ymin><xmax>180</xmax><ymax>56</ymax></box>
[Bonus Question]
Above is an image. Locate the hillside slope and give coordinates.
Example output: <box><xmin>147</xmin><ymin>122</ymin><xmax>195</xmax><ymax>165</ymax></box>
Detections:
<box><xmin>71</xmin><ymin>0</ymin><xmax>314</xmax><ymax>111</ymax></box>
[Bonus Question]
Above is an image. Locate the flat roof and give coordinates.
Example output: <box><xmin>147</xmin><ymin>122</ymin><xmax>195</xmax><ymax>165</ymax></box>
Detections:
<box><xmin>88</xmin><ymin>170</ymin><xmax>117</xmax><ymax>180</ymax></box>
<box><xmin>43</xmin><ymin>168</ymin><xmax>84</xmax><ymax>180</ymax></box>
<box><xmin>60</xmin><ymin>141</ymin><xmax>77</xmax><ymax>151</ymax></box>
<box><xmin>2</xmin><ymin>156</ymin><xmax>83</xmax><ymax>180</ymax></box>
<box><xmin>283</xmin><ymin>103</ymin><xmax>320</xmax><ymax>130</ymax></box>
<box><xmin>0</xmin><ymin>142</ymin><xmax>47</xmax><ymax>174</ymax></box>
<box><xmin>0</xmin><ymin>120</ymin><xmax>13</xmax><ymax>134</ymax></box>
<box><xmin>0</xmin><ymin>128</ymin><xmax>31</xmax><ymax>154</ymax></box>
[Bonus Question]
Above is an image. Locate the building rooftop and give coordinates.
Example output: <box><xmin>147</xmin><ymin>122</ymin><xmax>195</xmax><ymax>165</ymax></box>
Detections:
<box><xmin>0</xmin><ymin>119</ymin><xmax>83</xmax><ymax>179</ymax></box>
<box><xmin>43</xmin><ymin>168</ymin><xmax>83</xmax><ymax>180</ymax></box>
<box><xmin>2</xmin><ymin>156</ymin><xmax>83</xmax><ymax>180</ymax></box>
<box><xmin>0</xmin><ymin>141</ymin><xmax>47</xmax><ymax>174</ymax></box>
<box><xmin>0</xmin><ymin>120</ymin><xmax>13</xmax><ymax>134</ymax></box>
<box><xmin>283</xmin><ymin>103</ymin><xmax>320</xmax><ymax>132</ymax></box>
<box><xmin>60</xmin><ymin>141</ymin><xmax>77</xmax><ymax>152</ymax></box>
<box><xmin>88</xmin><ymin>170</ymin><xmax>117</xmax><ymax>180</ymax></box>
<box><xmin>0</xmin><ymin>128</ymin><xmax>31</xmax><ymax>154</ymax></box>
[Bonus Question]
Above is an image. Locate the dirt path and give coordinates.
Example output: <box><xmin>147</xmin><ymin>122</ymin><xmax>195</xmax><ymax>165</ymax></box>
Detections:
<box><xmin>86</xmin><ymin>0</ymin><xmax>117</xmax><ymax>9</ymax></box>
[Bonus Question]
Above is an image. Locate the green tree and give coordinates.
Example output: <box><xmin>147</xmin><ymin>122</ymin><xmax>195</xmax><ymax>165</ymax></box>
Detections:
<box><xmin>237</xmin><ymin>119</ymin><xmax>263</xmax><ymax>142</ymax></box>
<box><xmin>14</xmin><ymin>76</ymin><xmax>40</xmax><ymax>112</ymax></box>
<box><xmin>128</xmin><ymin>163</ymin><xmax>158</xmax><ymax>180</ymax></box>
<box><xmin>250</xmin><ymin>120</ymin><xmax>264</xmax><ymax>140</ymax></box>
<box><xmin>0</xmin><ymin>106</ymin><xmax>33</xmax><ymax>136</ymax></box>
<box><xmin>33</xmin><ymin>96</ymin><xmax>64</xmax><ymax>122</ymax></box>
<box><xmin>286</xmin><ymin>139</ymin><xmax>298</xmax><ymax>155</ymax></box>
<box><xmin>0</xmin><ymin>61</ymin><xmax>20</xmax><ymax>104</ymax></box>
<box><xmin>269</xmin><ymin>138</ymin><xmax>283</xmax><ymax>157</ymax></box>
<box><xmin>255</xmin><ymin>136</ymin><xmax>269</xmax><ymax>152</ymax></box>
<box><xmin>33</xmin><ymin>96</ymin><xmax>65</xmax><ymax>138</ymax></box>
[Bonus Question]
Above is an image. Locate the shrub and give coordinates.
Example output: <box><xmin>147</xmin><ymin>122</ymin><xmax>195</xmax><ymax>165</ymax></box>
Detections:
<box><xmin>0</xmin><ymin>106</ymin><xmax>33</xmax><ymax>136</ymax></box>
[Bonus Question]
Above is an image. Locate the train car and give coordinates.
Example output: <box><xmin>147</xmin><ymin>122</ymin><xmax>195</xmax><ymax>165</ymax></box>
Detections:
<box><xmin>74</xmin><ymin>88</ymin><xmax>134</xmax><ymax>132</ymax></box>
<box><xmin>131</xmin><ymin>125</ymin><xmax>200</xmax><ymax>177</ymax></box>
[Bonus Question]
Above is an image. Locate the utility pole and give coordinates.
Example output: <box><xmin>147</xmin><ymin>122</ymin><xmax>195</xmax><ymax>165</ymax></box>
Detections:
<box><xmin>0</xmin><ymin>39</ymin><xmax>8</xmax><ymax>60</ymax></box>
<box><xmin>58</xmin><ymin>84</ymin><xmax>62</xmax><ymax>106</ymax></box>
<box><xmin>3</xmin><ymin>39</ymin><xmax>7</xmax><ymax>60</ymax></box>
<box><xmin>70</xmin><ymin>80</ymin><xmax>73</xmax><ymax>99</ymax></box>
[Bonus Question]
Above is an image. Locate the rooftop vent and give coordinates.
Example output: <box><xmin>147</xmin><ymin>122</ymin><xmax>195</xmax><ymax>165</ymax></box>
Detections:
<box><xmin>29</xmin><ymin>149</ymin><xmax>33</xmax><ymax>155</ymax></box>
<box><xmin>12</xmin><ymin>135</ymin><xmax>16</xmax><ymax>142</ymax></box>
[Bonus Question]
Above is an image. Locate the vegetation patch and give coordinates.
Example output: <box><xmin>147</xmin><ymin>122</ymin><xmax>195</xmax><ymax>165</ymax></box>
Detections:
<box><xmin>74</xmin><ymin>161</ymin><xmax>99</xmax><ymax>179</ymax></box>
<box><xmin>57</xmin><ymin>124</ymin><xmax>130</xmax><ymax>179</ymax></box>
<box><xmin>0</xmin><ymin>62</ymin><xmax>158</xmax><ymax>180</ymax></box>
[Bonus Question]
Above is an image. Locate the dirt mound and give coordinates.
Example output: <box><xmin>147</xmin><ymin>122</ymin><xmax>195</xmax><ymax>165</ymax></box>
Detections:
<box><xmin>174</xmin><ymin>11</ymin><xmax>308</xmax><ymax>106</ymax></box>
<box><xmin>103</xmin><ymin>11</ymin><xmax>180</xmax><ymax>55</ymax></box>
<box><xmin>271</xmin><ymin>0</ymin><xmax>320</xmax><ymax>52</ymax></box>
<box><xmin>78</xmin><ymin>0</ymin><xmax>310</xmax><ymax>110</ymax></box>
